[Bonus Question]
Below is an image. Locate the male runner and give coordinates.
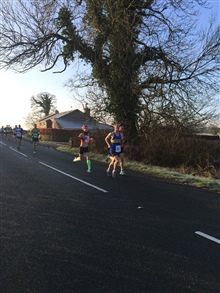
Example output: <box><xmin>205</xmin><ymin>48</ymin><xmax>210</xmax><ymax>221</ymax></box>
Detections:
<box><xmin>105</xmin><ymin>123</ymin><xmax>123</xmax><ymax>177</ymax></box>
<box><xmin>73</xmin><ymin>125</ymin><xmax>94</xmax><ymax>172</ymax></box>
<box><xmin>119</xmin><ymin>124</ymin><xmax>126</xmax><ymax>175</ymax></box>
<box><xmin>15</xmin><ymin>124</ymin><xmax>23</xmax><ymax>149</ymax></box>
<box><xmin>31</xmin><ymin>124</ymin><xmax>40</xmax><ymax>153</ymax></box>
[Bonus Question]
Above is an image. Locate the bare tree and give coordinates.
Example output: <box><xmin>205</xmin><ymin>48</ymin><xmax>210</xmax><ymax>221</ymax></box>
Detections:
<box><xmin>207</xmin><ymin>124</ymin><xmax>220</xmax><ymax>135</ymax></box>
<box><xmin>30</xmin><ymin>92</ymin><xmax>57</xmax><ymax>116</ymax></box>
<box><xmin>65</xmin><ymin>79</ymin><xmax>114</xmax><ymax>125</ymax></box>
<box><xmin>24</xmin><ymin>111</ymin><xmax>43</xmax><ymax>130</ymax></box>
<box><xmin>0</xmin><ymin>0</ymin><xmax>219</xmax><ymax>143</ymax></box>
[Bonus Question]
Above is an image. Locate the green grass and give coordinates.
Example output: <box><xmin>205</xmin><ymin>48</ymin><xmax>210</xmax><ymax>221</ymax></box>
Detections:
<box><xmin>57</xmin><ymin>145</ymin><xmax>220</xmax><ymax>193</ymax></box>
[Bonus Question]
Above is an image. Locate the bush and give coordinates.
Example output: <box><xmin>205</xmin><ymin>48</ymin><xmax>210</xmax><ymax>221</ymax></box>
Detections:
<box><xmin>39</xmin><ymin>128</ymin><xmax>110</xmax><ymax>152</ymax></box>
<box><xmin>125</xmin><ymin>128</ymin><xmax>220</xmax><ymax>179</ymax></box>
<box><xmin>36</xmin><ymin>127</ymin><xmax>220</xmax><ymax>179</ymax></box>
<box><xmin>39</xmin><ymin>128</ymin><xmax>75</xmax><ymax>142</ymax></box>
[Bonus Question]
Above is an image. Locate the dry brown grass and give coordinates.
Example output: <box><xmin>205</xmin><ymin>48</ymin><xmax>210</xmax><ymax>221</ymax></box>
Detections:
<box><xmin>122</xmin><ymin>130</ymin><xmax>220</xmax><ymax>180</ymax></box>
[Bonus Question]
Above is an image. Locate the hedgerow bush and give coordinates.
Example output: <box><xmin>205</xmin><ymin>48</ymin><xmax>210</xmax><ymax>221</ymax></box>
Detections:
<box><xmin>39</xmin><ymin>128</ymin><xmax>75</xmax><ymax>142</ymax></box>
<box><xmin>39</xmin><ymin>128</ymin><xmax>110</xmax><ymax>151</ymax></box>
<box><xmin>36</xmin><ymin>127</ymin><xmax>220</xmax><ymax>179</ymax></box>
<box><xmin>124</xmin><ymin>128</ymin><xmax>220</xmax><ymax>179</ymax></box>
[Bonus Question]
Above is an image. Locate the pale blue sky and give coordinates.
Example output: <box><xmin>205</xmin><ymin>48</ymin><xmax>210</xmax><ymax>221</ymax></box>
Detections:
<box><xmin>0</xmin><ymin>1</ymin><xmax>219</xmax><ymax>128</ymax></box>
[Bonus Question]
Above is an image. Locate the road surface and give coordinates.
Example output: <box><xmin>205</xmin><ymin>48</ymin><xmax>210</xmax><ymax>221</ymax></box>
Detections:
<box><xmin>1</xmin><ymin>137</ymin><xmax>219</xmax><ymax>293</ymax></box>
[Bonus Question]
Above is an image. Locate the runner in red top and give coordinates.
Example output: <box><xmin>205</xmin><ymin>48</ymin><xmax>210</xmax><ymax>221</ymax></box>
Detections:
<box><xmin>73</xmin><ymin>125</ymin><xmax>94</xmax><ymax>173</ymax></box>
<box><xmin>119</xmin><ymin>124</ymin><xmax>126</xmax><ymax>175</ymax></box>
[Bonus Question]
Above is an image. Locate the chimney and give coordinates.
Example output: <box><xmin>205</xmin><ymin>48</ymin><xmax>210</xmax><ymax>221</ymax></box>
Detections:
<box><xmin>83</xmin><ymin>103</ymin><xmax>90</xmax><ymax>117</ymax></box>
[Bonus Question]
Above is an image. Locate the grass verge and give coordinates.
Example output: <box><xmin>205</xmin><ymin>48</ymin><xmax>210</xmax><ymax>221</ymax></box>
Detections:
<box><xmin>57</xmin><ymin>145</ymin><xmax>220</xmax><ymax>193</ymax></box>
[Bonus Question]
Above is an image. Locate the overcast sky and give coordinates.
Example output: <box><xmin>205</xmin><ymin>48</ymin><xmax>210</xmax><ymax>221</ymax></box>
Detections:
<box><xmin>0</xmin><ymin>1</ymin><xmax>219</xmax><ymax>129</ymax></box>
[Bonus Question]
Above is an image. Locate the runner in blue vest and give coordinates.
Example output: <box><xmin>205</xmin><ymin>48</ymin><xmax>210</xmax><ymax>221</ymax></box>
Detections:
<box><xmin>105</xmin><ymin>123</ymin><xmax>124</xmax><ymax>177</ymax></box>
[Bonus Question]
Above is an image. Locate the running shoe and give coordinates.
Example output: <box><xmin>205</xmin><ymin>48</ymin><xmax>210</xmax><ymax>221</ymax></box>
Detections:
<box><xmin>106</xmin><ymin>170</ymin><xmax>111</xmax><ymax>177</ymax></box>
<box><xmin>105</xmin><ymin>155</ymin><xmax>110</xmax><ymax>162</ymax></box>
<box><xmin>112</xmin><ymin>170</ymin><xmax>116</xmax><ymax>178</ymax></box>
<box><xmin>73</xmin><ymin>157</ymin><xmax>80</xmax><ymax>162</ymax></box>
<box><xmin>87</xmin><ymin>169</ymin><xmax>92</xmax><ymax>173</ymax></box>
<box><xmin>119</xmin><ymin>170</ymin><xmax>126</xmax><ymax>175</ymax></box>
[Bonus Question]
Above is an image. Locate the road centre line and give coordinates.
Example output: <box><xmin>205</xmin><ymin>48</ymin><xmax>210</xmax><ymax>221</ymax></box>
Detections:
<box><xmin>39</xmin><ymin>161</ymin><xmax>108</xmax><ymax>193</ymax></box>
<box><xmin>9</xmin><ymin>147</ymin><xmax>28</xmax><ymax>157</ymax></box>
<box><xmin>0</xmin><ymin>142</ymin><xmax>28</xmax><ymax>158</ymax></box>
<box><xmin>195</xmin><ymin>231</ymin><xmax>220</xmax><ymax>245</ymax></box>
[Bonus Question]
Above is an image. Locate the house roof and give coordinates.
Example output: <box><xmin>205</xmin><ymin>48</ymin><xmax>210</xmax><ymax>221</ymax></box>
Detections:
<box><xmin>38</xmin><ymin>110</ymin><xmax>73</xmax><ymax>121</ymax></box>
<box><xmin>38</xmin><ymin>109</ymin><xmax>112</xmax><ymax>130</ymax></box>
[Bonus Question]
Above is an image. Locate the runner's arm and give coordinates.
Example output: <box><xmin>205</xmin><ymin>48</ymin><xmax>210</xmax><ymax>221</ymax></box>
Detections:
<box><xmin>105</xmin><ymin>132</ymin><xmax>112</xmax><ymax>148</ymax></box>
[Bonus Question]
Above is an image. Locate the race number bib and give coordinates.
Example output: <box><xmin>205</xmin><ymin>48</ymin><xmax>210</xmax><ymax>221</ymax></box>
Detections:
<box><xmin>115</xmin><ymin>145</ymin><xmax>121</xmax><ymax>152</ymax></box>
<box><xmin>84</xmin><ymin>135</ymin><xmax>90</xmax><ymax>143</ymax></box>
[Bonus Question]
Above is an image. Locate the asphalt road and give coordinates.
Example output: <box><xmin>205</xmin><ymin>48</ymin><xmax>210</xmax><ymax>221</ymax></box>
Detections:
<box><xmin>1</xmin><ymin>137</ymin><xmax>219</xmax><ymax>293</ymax></box>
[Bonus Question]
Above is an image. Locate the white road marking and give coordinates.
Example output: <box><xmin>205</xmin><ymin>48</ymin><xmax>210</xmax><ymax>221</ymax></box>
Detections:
<box><xmin>39</xmin><ymin>161</ymin><xmax>108</xmax><ymax>193</ymax></box>
<box><xmin>0</xmin><ymin>141</ymin><xmax>28</xmax><ymax>158</ymax></box>
<box><xmin>9</xmin><ymin>147</ymin><xmax>28</xmax><ymax>157</ymax></box>
<box><xmin>195</xmin><ymin>231</ymin><xmax>220</xmax><ymax>245</ymax></box>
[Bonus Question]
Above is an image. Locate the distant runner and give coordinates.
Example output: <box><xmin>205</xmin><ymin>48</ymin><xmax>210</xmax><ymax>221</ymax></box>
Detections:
<box><xmin>118</xmin><ymin>124</ymin><xmax>126</xmax><ymax>175</ymax></box>
<box><xmin>13</xmin><ymin>125</ymin><xmax>17</xmax><ymax>140</ymax></box>
<box><xmin>4</xmin><ymin>125</ymin><xmax>12</xmax><ymax>141</ymax></box>
<box><xmin>31</xmin><ymin>124</ymin><xmax>40</xmax><ymax>153</ymax></box>
<box><xmin>15</xmin><ymin>124</ymin><xmax>23</xmax><ymax>149</ymax></box>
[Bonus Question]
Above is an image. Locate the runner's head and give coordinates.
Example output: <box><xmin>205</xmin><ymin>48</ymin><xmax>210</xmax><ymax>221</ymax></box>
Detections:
<box><xmin>119</xmin><ymin>124</ymin><xmax>124</xmax><ymax>131</ymax></box>
<box><xmin>113</xmin><ymin>123</ymin><xmax>120</xmax><ymax>132</ymax></box>
<box><xmin>82</xmin><ymin>125</ymin><xmax>88</xmax><ymax>132</ymax></box>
